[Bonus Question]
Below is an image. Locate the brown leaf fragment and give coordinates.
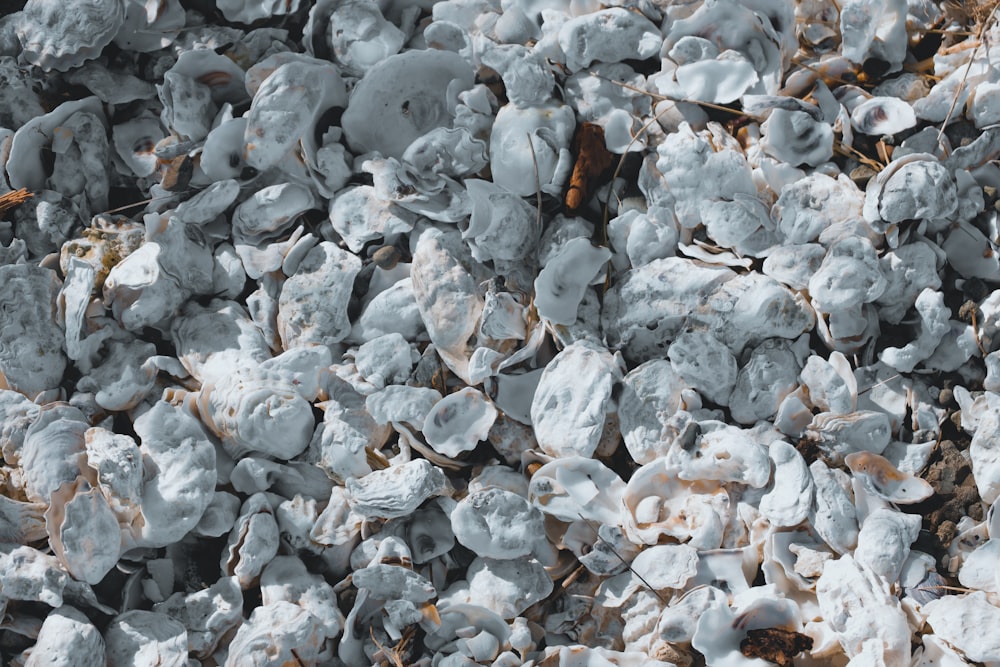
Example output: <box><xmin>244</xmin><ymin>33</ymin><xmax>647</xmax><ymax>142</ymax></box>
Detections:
<box><xmin>564</xmin><ymin>122</ymin><xmax>615</xmax><ymax>211</ymax></box>
<box><xmin>740</xmin><ymin>628</ymin><xmax>814</xmax><ymax>666</ymax></box>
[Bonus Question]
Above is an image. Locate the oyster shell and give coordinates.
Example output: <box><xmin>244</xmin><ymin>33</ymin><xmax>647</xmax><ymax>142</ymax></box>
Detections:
<box><xmin>17</xmin><ymin>0</ymin><xmax>124</xmax><ymax>72</ymax></box>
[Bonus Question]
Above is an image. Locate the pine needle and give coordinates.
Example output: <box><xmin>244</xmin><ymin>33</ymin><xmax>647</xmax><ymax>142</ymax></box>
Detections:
<box><xmin>0</xmin><ymin>188</ymin><xmax>33</xmax><ymax>217</ymax></box>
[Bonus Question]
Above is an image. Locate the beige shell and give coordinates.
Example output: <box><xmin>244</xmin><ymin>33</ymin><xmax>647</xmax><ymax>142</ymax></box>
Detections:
<box><xmin>845</xmin><ymin>451</ymin><xmax>934</xmax><ymax>504</ymax></box>
<box><xmin>0</xmin><ymin>264</ymin><xmax>66</xmax><ymax>399</ymax></box>
<box><xmin>17</xmin><ymin>0</ymin><xmax>124</xmax><ymax>72</ymax></box>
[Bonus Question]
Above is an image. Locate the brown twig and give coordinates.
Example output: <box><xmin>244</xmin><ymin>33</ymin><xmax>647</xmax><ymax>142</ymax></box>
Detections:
<box><xmin>0</xmin><ymin>188</ymin><xmax>33</xmax><ymax>217</ymax></box>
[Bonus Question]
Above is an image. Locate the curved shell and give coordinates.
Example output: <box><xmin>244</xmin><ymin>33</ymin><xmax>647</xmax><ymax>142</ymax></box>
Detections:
<box><xmin>23</xmin><ymin>606</ymin><xmax>105</xmax><ymax>666</ymax></box>
<box><xmin>528</xmin><ymin>456</ymin><xmax>626</xmax><ymax>526</ymax></box>
<box><xmin>622</xmin><ymin>458</ymin><xmax>730</xmax><ymax>549</ymax></box>
<box><xmin>666</xmin><ymin>420</ymin><xmax>772</xmax><ymax>488</ymax></box>
<box><xmin>224</xmin><ymin>601</ymin><xmax>332</xmax><ymax>667</ymax></box>
<box><xmin>854</xmin><ymin>508</ymin><xmax>921</xmax><ymax>582</ymax></box>
<box><xmin>342</xmin><ymin>50</ymin><xmax>475</xmax><ymax>159</ymax></box>
<box><xmin>862</xmin><ymin>153</ymin><xmax>958</xmax><ymax>227</ymax></box>
<box><xmin>465</xmin><ymin>556</ymin><xmax>553</xmax><ymax>619</ymax></box>
<box><xmin>758</xmin><ymin>440</ymin><xmax>814</xmax><ymax>526</ymax></box>
<box><xmin>630</xmin><ymin>544</ymin><xmax>699</xmax><ymax>590</ymax></box>
<box><xmin>534</xmin><ymin>237</ymin><xmax>612</xmax><ymax>326</ymax></box>
<box><xmin>423</xmin><ymin>387</ymin><xmax>498</xmax><ymax>458</ymax></box>
<box><xmin>851</xmin><ymin>96</ymin><xmax>917</xmax><ymax>135</ymax></box>
<box><xmin>152</xmin><ymin>576</ymin><xmax>243</xmax><ymax>658</ymax></box>
<box><xmin>45</xmin><ymin>478</ymin><xmax>122</xmax><ymax>585</ymax></box>
<box><xmin>232</xmin><ymin>183</ymin><xmax>315</xmax><ymax>243</ymax></box>
<box><xmin>845</xmin><ymin>451</ymin><xmax>934</xmax><ymax>503</ymax></box>
<box><xmin>761</xmin><ymin>108</ymin><xmax>833</xmax><ymax>167</ymax></box>
<box><xmin>17</xmin><ymin>0</ymin><xmax>124</xmax><ymax>72</ymax></box>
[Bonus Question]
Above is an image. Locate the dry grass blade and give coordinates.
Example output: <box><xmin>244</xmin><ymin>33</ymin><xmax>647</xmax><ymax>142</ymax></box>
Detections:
<box><xmin>936</xmin><ymin>0</ymin><xmax>1000</xmax><ymax>146</ymax></box>
<box><xmin>0</xmin><ymin>188</ymin><xmax>33</xmax><ymax>217</ymax></box>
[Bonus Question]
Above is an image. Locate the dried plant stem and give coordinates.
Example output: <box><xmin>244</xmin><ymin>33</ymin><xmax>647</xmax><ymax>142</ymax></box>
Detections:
<box><xmin>0</xmin><ymin>188</ymin><xmax>33</xmax><ymax>217</ymax></box>
<box><xmin>937</xmin><ymin>0</ymin><xmax>1000</xmax><ymax>146</ymax></box>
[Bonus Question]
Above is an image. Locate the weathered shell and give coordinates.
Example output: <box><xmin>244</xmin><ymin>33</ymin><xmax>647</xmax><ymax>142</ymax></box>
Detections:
<box><xmin>558</xmin><ymin>8</ymin><xmax>662</xmax><ymax>72</ymax></box>
<box><xmin>730</xmin><ymin>338</ymin><xmax>804</xmax><ymax>425</ymax></box>
<box><xmin>278</xmin><ymin>241</ymin><xmax>362</xmax><ymax>350</ymax></box>
<box><xmin>761</xmin><ymin>108</ymin><xmax>834</xmax><ymax>167</ymax></box>
<box><xmin>667</xmin><ymin>332</ymin><xmax>737</xmax><ymax>407</ymax></box>
<box><xmin>631</xmin><ymin>545</ymin><xmax>699</xmax><ymax>590</ymax></box>
<box><xmin>153</xmin><ymin>576</ymin><xmax>243</xmax><ymax>658</ymax></box>
<box><xmin>815</xmin><ymin>555</ymin><xmax>910</xmax><ymax>663</ymax></box>
<box><xmin>0</xmin><ymin>264</ymin><xmax>66</xmax><ymax>398</ymax></box>
<box><xmin>260</xmin><ymin>556</ymin><xmax>342</xmax><ymax>638</ymax></box>
<box><xmin>666</xmin><ymin>420</ymin><xmax>772</xmax><ymax>488</ymax></box>
<box><xmin>354</xmin><ymin>333</ymin><xmax>415</xmax><ymax>389</ymax></box>
<box><xmin>851</xmin><ymin>96</ymin><xmax>917</xmax><ymax>135</ymax></box>
<box><xmin>853</xmin><ymin>508</ymin><xmax>921</xmax><ymax>582</ymax></box>
<box><xmin>758</xmin><ymin>441</ymin><xmax>814</xmax><ymax>526</ymax></box>
<box><xmin>618</xmin><ymin>360</ymin><xmax>690</xmax><ymax>464</ymax></box>
<box><xmin>131</xmin><ymin>401</ymin><xmax>216</xmax><ymax>548</ymax></box>
<box><xmin>534</xmin><ymin>237</ymin><xmax>612</xmax><ymax>325</ymax></box>
<box><xmin>862</xmin><ymin>153</ymin><xmax>958</xmax><ymax>227</ymax></box>
<box><xmin>20</xmin><ymin>404</ymin><xmax>88</xmax><ymax>504</ymax></box>
<box><xmin>423</xmin><ymin>387</ymin><xmax>498</xmax><ymax>458</ymax></box>
<box><xmin>346</xmin><ymin>459</ymin><xmax>448</xmax><ymax>519</ymax></box>
<box><xmin>809</xmin><ymin>460</ymin><xmax>860</xmax><ymax>554</ymax></box>
<box><xmin>169</xmin><ymin>299</ymin><xmax>272</xmax><ymax>385</ymax></box>
<box><xmin>923</xmin><ymin>592</ymin><xmax>1000</xmax><ymax>663</ymax></box>
<box><xmin>464</xmin><ymin>556</ymin><xmax>554</xmax><ymax>619</ymax></box>
<box><xmin>45</xmin><ymin>478</ymin><xmax>121</xmax><ymax>585</ymax></box>
<box><xmin>225</xmin><ymin>601</ymin><xmax>333</xmax><ymax>667</ymax></box>
<box><xmin>21</xmin><ymin>605</ymin><xmax>104</xmax><ymax>667</ymax></box>
<box><xmin>530</xmin><ymin>339</ymin><xmax>622</xmax><ymax>458</ymax></box>
<box><xmin>806</xmin><ymin>410</ymin><xmax>892</xmax><ymax>464</ymax></box>
<box><xmin>489</xmin><ymin>102</ymin><xmax>575</xmax><ymax>197</ymax></box>
<box><xmin>244</xmin><ymin>59</ymin><xmax>347</xmax><ymax>171</ymax></box>
<box><xmin>221</xmin><ymin>493</ymin><xmax>280</xmax><ymax>589</ymax></box>
<box><xmin>622</xmin><ymin>459</ymin><xmax>730</xmax><ymax>549</ymax></box>
<box><xmin>342</xmin><ymin>50</ymin><xmax>474</xmax><ymax>159</ymax></box>
<box><xmin>17</xmin><ymin>0</ymin><xmax>124</xmax><ymax>72</ymax></box>
<box><xmin>451</xmin><ymin>487</ymin><xmax>546</xmax><ymax>559</ymax></box>
<box><xmin>528</xmin><ymin>456</ymin><xmax>626</xmax><ymax>526</ymax></box>
<box><xmin>104</xmin><ymin>610</ymin><xmax>188</xmax><ymax>667</ymax></box>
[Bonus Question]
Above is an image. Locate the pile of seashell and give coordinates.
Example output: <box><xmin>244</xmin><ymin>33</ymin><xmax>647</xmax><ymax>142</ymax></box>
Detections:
<box><xmin>5</xmin><ymin>0</ymin><xmax>1000</xmax><ymax>664</ymax></box>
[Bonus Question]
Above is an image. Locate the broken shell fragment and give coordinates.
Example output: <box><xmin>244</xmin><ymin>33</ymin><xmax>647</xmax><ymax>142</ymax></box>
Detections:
<box><xmin>851</xmin><ymin>96</ymin><xmax>917</xmax><ymax>136</ymax></box>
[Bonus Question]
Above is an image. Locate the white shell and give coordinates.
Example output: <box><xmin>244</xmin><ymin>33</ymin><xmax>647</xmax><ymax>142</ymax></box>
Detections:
<box><xmin>451</xmin><ymin>487</ymin><xmax>546</xmax><ymax>559</ymax></box>
<box><xmin>530</xmin><ymin>339</ymin><xmax>622</xmax><ymax>458</ymax></box>
<box><xmin>622</xmin><ymin>459</ymin><xmax>729</xmax><ymax>549</ymax></box>
<box><xmin>343</xmin><ymin>50</ymin><xmax>474</xmax><ymax>159</ymax></box>
<box><xmin>618</xmin><ymin>360</ymin><xmax>690</xmax><ymax>464</ymax></box>
<box><xmin>666</xmin><ymin>420</ymin><xmax>772</xmax><ymax>488</ymax></box>
<box><xmin>104</xmin><ymin>610</ymin><xmax>188</xmax><ymax>667</ymax></box>
<box><xmin>153</xmin><ymin>576</ymin><xmax>243</xmax><ymax>658</ymax></box>
<box><xmin>758</xmin><ymin>440</ymin><xmax>814</xmax><ymax>527</ymax></box>
<box><xmin>814</xmin><ymin>555</ymin><xmax>910</xmax><ymax>663</ymax></box>
<box><xmin>534</xmin><ymin>237</ymin><xmax>612</xmax><ymax>326</ymax></box>
<box><xmin>761</xmin><ymin>109</ymin><xmax>834</xmax><ymax>167</ymax></box>
<box><xmin>423</xmin><ymin>387</ymin><xmax>498</xmax><ymax>458</ymax></box>
<box><xmin>923</xmin><ymin>592</ymin><xmax>1000</xmax><ymax>663</ymax></box>
<box><xmin>22</xmin><ymin>605</ymin><xmax>104</xmax><ymax>666</ymax></box>
<box><xmin>729</xmin><ymin>338</ymin><xmax>803</xmax><ymax>425</ymax></box>
<box><xmin>0</xmin><ymin>264</ymin><xmax>66</xmax><ymax>399</ymax></box>
<box><xmin>17</xmin><ymin>0</ymin><xmax>123</xmax><ymax>72</ymax></box>
<box><xmin>851</xmin><ymin>96</ymin><xmax>917</xmax><ymax>135</ymax></box>
<box><xmin>845</xmin><ymin>451</ymin><xmax>934</xmax><ymax>504</ymax></box>
<box><xmin>346</xmin><ymin>459</ymin><xmax>448</xmax><ymax>519</ymax></box>
<box><xmin>45</xmin><ymin>478</ymin><xmax>121</xmax><ymax>585</ymax></box>
<box><xmin>809</xmin><ymin>460</ymin><xmax>860</xmax><ymax>554</ymax></box>
<box><xmin>464</xmin><ymin>179</ymin><xmax>540</xmax><ymax>262</ymax></box>
<box><xmin>630</xmin><ymin>545</ymin><xmax>699</xmax><ymax>590</ymax></box>
<box><xmin>225</xmin><ymin>601</ymin><xmax>333</xmax><ymax>666</ymax></box>
<box><xmin>278</xmin><ymin>241</ymin><xmax>362</xmax><ymax>350</ymax></box>
<box><xmin>528</xmin><ymin>456</ymin><xmax>626</xmax><ymax>526</ymax></box>
<box><xmin>862</xmin><ymin>153</ymin><xmax>958</xmax><ymax>227</ymax></box>
<box><xmin>464</xmin><ymin>556</ymin><xmax>553</xmax><ymax>619</ymax></box>
<box><xmin>489</xmin><ymin>102</ymin><xmax>575</xmax><ymax>197</ymax></box>
<box><xmin>557</xmin><ymin>8</ymin><xmax>662</xmax><ymax>72</ymax></box>
<box><xmin>853</xmin><ymin>508</ymin><xmax>921</xmax><ymax>582</ymax></box>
